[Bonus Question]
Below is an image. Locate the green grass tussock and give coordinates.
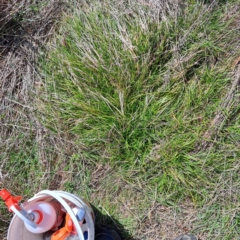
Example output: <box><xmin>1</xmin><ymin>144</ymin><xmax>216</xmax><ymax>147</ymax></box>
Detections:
<box><xmin>41</xmin><ymin>0</ymin><xmax>239</xmax><ymax>202</ymax></box>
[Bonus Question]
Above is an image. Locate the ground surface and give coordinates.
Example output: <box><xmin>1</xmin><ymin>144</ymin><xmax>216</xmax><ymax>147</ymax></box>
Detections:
<box><xmin>0</xmin><ymin>1</ymin><xmax>240</xmax><ymax>239</ymax></box>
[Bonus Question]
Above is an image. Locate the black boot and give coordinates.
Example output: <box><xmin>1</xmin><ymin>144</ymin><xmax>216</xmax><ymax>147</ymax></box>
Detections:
<box><xmin>174</xmin><ymin>234</ymin><xmax>197</xmax><ymax>240</ymax></box>
<box><xmin>95</xmin><ymin>227</ymin><xmax>122</xmax><ymax>240</ymax></box>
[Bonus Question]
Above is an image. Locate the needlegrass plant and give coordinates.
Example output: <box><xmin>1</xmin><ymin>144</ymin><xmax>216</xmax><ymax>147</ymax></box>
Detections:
<box><xmin>41</xmin><ymin>0</ymin><xmax>239</xmax><ymax>204</ymax></box>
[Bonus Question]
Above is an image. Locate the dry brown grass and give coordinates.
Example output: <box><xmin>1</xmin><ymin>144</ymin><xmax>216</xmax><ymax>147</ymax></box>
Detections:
<box><xmin>0</xmin><ymin>1</ymin><xmax>69</xmax><ymax>238</ymax></box>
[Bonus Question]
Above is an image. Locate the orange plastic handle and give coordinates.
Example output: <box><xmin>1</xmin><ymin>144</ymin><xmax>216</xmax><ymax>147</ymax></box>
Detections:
<box><xmin>51</xmin><ymin>213</ymin><xmax>73</xmax><ymax>240</ymax></box>
<box><xmin>0</xmin><ymin>189</ymin><xmax>22</xmax><ymax>211</ymax></box>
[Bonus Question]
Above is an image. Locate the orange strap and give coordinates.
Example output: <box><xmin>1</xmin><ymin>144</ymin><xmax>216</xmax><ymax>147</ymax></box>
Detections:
<box><xmin>51</xmin><ymin>213</ymin><xmax>73</xmax><ymax>240</ymax></box>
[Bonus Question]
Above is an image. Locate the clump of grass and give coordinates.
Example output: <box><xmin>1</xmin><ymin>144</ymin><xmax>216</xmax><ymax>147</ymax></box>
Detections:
<box><xmin>41</xmin><ymin>0</ymin><xmax>239</xmax><ymax>202</ymax></box>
